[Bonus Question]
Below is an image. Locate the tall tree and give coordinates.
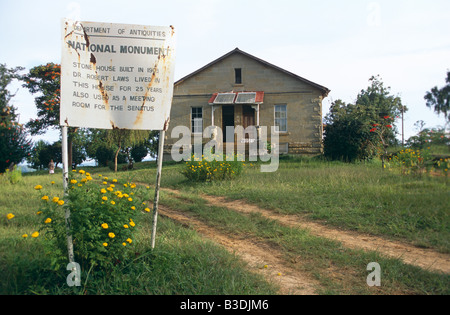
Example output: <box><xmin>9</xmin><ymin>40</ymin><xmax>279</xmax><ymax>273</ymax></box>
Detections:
<box><xmin>21</xmin><ymin>63</ymin><xmax>80</xmax><ymax>167</ymax></box>
<box><xmin>424</xmin><ymin>71</ymin><xmax>450</xmax><ymax>122</ymax></box>
<box><xmin>0</xmin><ymin>64</ymin><xmax>32</xmax><ymax>173</ymax></box>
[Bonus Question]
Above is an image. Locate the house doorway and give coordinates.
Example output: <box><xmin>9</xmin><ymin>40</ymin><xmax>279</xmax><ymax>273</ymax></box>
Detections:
<box><xmin>222</xmin><ymin>105</ymin><xmax>235</xmax><ymax>142</ymax></box>
<box><xmin>242</xmin><ymin>105</ymin><xmax>255</xmax><ymax>129</ymax></box>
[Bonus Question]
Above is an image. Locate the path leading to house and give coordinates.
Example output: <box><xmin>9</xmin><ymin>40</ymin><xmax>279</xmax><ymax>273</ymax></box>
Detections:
<box><xmin>148</xmin><ymin>185</ymin><xmax>449</xmax><ymax>294</ymax></box>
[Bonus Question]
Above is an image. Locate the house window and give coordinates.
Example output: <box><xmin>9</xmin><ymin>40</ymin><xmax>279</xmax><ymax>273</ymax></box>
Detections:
<box><xmin>191</xmin><ymin>107</ymin><xmax>203</xmax><ymax>134</ymax></box>
<box><xmin>235</xmin><ymin>68</ymin><xmax>242</xmax><ymax>84</ymax></box>
<box><xmin>274</xmin><ymin>105</ymin><xmax>287</xmax><ymax>132</ymax></box>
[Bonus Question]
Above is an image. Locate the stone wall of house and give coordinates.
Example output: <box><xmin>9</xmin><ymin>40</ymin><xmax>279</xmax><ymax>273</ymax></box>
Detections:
<box><xmin>163</xmin><ymin>52</ymin><xmax>326</xmax><ymax>160</ymax></box>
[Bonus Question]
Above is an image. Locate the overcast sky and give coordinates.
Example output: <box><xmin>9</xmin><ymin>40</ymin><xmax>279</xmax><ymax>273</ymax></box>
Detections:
<box><xmin>1</xmin><ymin>0</ymin><xmax>449</xmax><ymax>143</ymax></box>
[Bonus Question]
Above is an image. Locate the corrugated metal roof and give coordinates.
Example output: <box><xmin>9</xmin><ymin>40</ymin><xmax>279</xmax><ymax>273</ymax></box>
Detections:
<box><xmin>208</xmin><ymin>91</ymin><xmax>264</xmax><ymax>105</ymax></box>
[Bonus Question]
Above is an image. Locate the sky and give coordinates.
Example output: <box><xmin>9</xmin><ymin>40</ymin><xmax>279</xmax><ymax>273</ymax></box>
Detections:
<box><xmin>1</xmin><ymin>0</ymin><xmax>449</xmax><ymax>144</ymax></box>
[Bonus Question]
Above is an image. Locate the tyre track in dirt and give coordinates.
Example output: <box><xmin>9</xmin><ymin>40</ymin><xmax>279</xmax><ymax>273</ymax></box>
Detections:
<box><xmin>158</xmin><ymin>204</ymin><xmax>320</xmax><ymax>295</ymax></box>
<box><xmin>158</xmin><ymin>187</ymin><xmax>449</xmax><ymax>275</ymax></box>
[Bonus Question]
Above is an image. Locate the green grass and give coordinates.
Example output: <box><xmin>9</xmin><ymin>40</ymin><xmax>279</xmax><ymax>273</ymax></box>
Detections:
<box><xmin>1</xmin><ymin>156</ymin><xmax>449</xmax><ymax>295</ymax></box>
<box><xmin>160</xmin><ymin>157</ymin><xmax>449</xmax><ymax>254</ymax></box>
<box><xmin>160</xmin><ymin>190</ymin><xmax>449</xmax><ymax>295</ymax></box>
<box><xmin>0</xmin><ymin>171</ymin><xmax>277</xmax><ymax>295</ymax></box>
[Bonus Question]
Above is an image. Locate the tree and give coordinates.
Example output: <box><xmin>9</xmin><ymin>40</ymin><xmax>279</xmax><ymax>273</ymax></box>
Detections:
<box><xmin>324</xmin><ymin>76</ymin><xmax>405</xmax><ymax>162</ymax></box>
<box><xmin>324</xmin><ymin>100</ymin><xmax>374</xmax><ymax>162</ymax></box>
<box><xmin>106</xmin><ymin>129</ymin><xmax>151</xmax><ymax>172</ymax></box>
<box><xmin>21</xmin><ymin>63</ymin><xmax>81</xmax><ymax>167</ymax></box>
<box><xmin>28</xmin><ymin>140</ymin><xmax>62</xmax><ymax>170</ymax></box>
<box><xmin>130</xmin><ymin>144</ymin><xmax>149</xmax><ymax>163</ymax></box>
<box><xmin>0</xmin><ymin>64</ymin><xmax>32</xmax><ymax>173</ymax></box>
<box><xmin>425</xmin><ymin>71</ymin><xmax>450</xmax><ymax>122</ymax></box>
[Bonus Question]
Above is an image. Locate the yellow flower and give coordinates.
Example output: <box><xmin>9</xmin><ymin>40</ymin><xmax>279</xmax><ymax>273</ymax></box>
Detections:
<box><xmin>103</xmin><ymin>177</ymin><xmax>108</xmax><ymax>180</ymax></box>
<box><xmin>6</xmin><ymin>213</ymin><xmax>15</xmax><ymax>220</ymax></box>
<box><xmin>108</xmin><ymin>232</ymin><xmax>115</xmax><ymax>238</ymax></box>
<box><xmin>128</xmin><ymin>197</ymin><xmax>133</xmax><ymax>202</ymax></box>
<box><xmin>58</xmin><ymin>200</ymin><xmax>65</xmax><ymax>206</ymax></box>
<box><xmin>52</xmin><ymin>197</ymin><xmax>60</xmax><ymax>203</ymax></box>
<box><xmin>126</xmin><ymin>238</ymin><xmax>132</xmax><ymax>244</ymax></box>
<box><xmin>111</xmin><ymin>201</ymin><xmax>116</xmax><ymax>205</ymax></box>
<box><xmin>85</xmin><ymin>172</ymin><xmax>90</xmax><ymax>176</ymax></box>
<box><xmin>31</xmin><ymin>231</ymin><xmax>39</xmax><ymax>238</ymax></box>
<box><xmin>107</xmin><ymin>187</ymin><xmax>114</xmax><ymax>192</ymax></box>
<box><xmin>101</xmin><ymin>223</ymin><xmax>109</xmax><ymax>229</ymax></box>
<box><xmin>102</xmin><ymin>181</ymin><xmax>107</xmax><ymax>185</ymax></box>
<box><xmin>36</xmin><ymin>211</ymin><xmax>42</xmax><ymax>215</ymax></box>
<box><xmin>102</xmin><ymin>196</ymin><xmax>108</xmax><ymax>201</ymax></box>
<box><xmin>44</xmin><ymin>218</ymin><xmax>52</xmax><ymax>224</ymax></box>
<box><xmin>122</xmin><ymin>242</ymin><xmax>127</xmax><ymax>246</ymax></box>
<box><xmin>41</xmin><ymin>195</ymin><xmax>49</xmax><ymax>201</ymax></box>
<box><xmin>86</xmin><ymin>175</ymin><xmax>93</xmax><ymax>181</ymax></box>
<box><xmin>22</xmin><ymin>234</ymin><xmax>28</xmax><ymax>238</ymax></box>
<box><xmin>51</xmin><ymin>181</ymin><xmax>55</xmax><ymax>185</ymax></box>
<box><xmin>70</xmin><ymin>179</ymin><xmax>77</xmax><ymax>184</ymax></box>
<box><xmin>100</xmin><ymin>188</ymin><xmax>107</xmax><ymax>194</ymax></box>
<box><xmin>131</xmin><ymin>206</ymin><xmax>136</xmax><ymax>210</ymax></box>
<box><xmin>109</xmin><ymin>184</ymin><xmax>115</xmax><ymax>188</ymax></box>
<box><xmin>123</xmin><ymin>224</ymin><xmax>129</xmax><ymax>229</ymax></box>
<box><xmin>78</xmin><ymin>170</ymin><xmax>85</xmax><ymax>174</ymax></box>
<box><xmin>103</xmin><ymin>242</ymin><xmax>108</xmax><ymax>247</ymax></box>
<box><xmin>81</xmin><ymin>178</ymin><xmax>87</xmax><ymax>183</ymax></box>
<box><xmin>144</xmin><ymin>208</ymin><xmax>150</xmax><ymax>212</ymax></box>
<box><xmin>34</xmin><ymin>185</ymin><xmax>43</xmax><ymax>190</ymax></box>
<box><xmin>129</xmin><ymin>220</ymin><xmax>135</xmax><ymax>227</ymax></box>
<box><xmin>112</xmin><ymin>179</ymin><xmax>117</xmax><ymax>183</ymax></box>
<box><xmin>130</xmin><ymin>183</ymin><xmax>136</xmax><ymax>189</ymax></box>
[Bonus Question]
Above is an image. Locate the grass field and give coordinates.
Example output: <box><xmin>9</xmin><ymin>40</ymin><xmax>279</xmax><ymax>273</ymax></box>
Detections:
<box><xmin>1</xmin><ymin>156</ymin><xmax>448</xmax><ymax>295</ymax></box>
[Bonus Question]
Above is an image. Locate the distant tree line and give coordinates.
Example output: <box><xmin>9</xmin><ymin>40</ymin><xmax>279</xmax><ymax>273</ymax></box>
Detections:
<box><xmin>0</xmin><ymin>62</ymin><xmax>448</xmax><ymax>173</ymax></box>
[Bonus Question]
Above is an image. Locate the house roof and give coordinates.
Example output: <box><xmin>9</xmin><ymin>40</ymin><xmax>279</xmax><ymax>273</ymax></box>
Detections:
<box><xmin>174</xmin><ymin>48</ymin><xmax>330</xmax><ymax>97</ymax></box>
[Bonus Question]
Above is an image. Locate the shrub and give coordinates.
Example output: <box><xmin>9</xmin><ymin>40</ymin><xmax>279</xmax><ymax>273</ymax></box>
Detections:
<box><xmin>182</xmin><ymin>154</ymin><xmax>244</xmax><ymax>182</ymax></box>
<box><xmin>33</xmin><ymin>170</ymin><xmax>149</xmax><ymax>270</ymax></box>
<box><xmin>1</xmin><ymin>165</ymin><xmax>22</xmax><ymax>184</ymax></box>
<box><xmin>389</xmin><ymin>148</ymin><xmax>432</xmax><ymax>175</ymax></box>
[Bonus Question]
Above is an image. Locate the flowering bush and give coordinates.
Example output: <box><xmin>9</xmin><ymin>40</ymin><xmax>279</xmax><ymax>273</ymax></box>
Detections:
<box><xmin>33</xmin><ymin>170</ymin><xmax>149</xmax><ymax>270</ymax></box>
<box><xmin>389</xmin><ymin>148</ymin><xmax>431</xmax><ymax>175</ymax></box>
<box><xmin>182</xmin><ymin>154</ymin><xmax>244</xmax><ymax>182</ymax></box>
<box><xmin>369</xmin><ymin>115</ymin><xmax>395</xmax><ymax>168</ymax></box>
<box><xmin>434</xmin><ymin>158</ymin><xmax>449</xmax><ymax>176</ymax></box>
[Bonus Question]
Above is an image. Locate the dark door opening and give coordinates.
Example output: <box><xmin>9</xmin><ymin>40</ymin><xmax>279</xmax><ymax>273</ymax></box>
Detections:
<box><xmin>222</xmin><ymin>105</ymin><xmax>235</xmax><ymax>142</ymax></box>
<box><xmin>242</xmin><ymin>105</ymin><xmax>255</xmax><ymax>129</ymax></box>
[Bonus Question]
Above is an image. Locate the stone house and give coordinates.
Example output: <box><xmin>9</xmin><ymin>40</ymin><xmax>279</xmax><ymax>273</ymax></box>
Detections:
<box><xmin>164</xmin><ymin>48</ymin><xmax>330</xmax><ymax>160</ymax></box>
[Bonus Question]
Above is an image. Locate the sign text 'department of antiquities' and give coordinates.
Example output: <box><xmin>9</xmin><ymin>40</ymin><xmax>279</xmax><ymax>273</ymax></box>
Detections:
<box><xmin>60</xmin><ymin>19</ymin><xmax>176</xmax><ymax>130</ymax></box>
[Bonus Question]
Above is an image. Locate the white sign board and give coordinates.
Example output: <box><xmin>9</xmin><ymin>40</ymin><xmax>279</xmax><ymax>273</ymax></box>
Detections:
<box><xmin>60</xmin><ymin>19</ymin><xmax>176</xmax><ymax>130</ymax></box>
